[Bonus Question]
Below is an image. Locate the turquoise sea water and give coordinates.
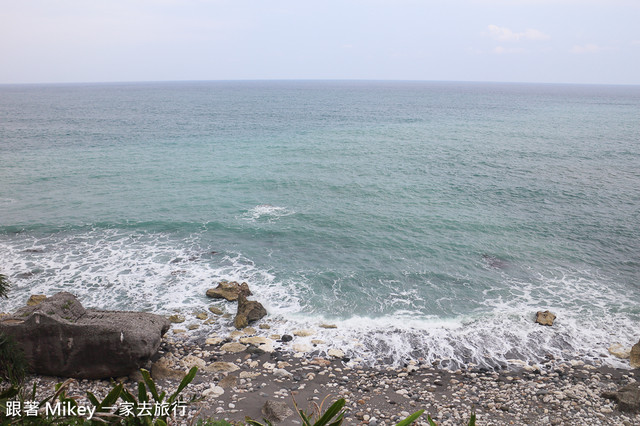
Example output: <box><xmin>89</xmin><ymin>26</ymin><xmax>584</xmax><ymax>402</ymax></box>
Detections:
<box><xmin>1</xmin><ymin>81</ymin><xmax>639</xmax><ymax>368</ymax></box>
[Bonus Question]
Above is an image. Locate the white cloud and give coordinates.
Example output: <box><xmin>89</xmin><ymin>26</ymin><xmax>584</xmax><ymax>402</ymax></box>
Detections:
<box><xmin>570</xmin><ymin>44</ymin><xmax>610</xmax><ymax>54</ymax></box>
<box><xmin>492</xmin><ymin>46</ymin><xmax>525</xmax><ymax>54</ymax></box>
<box><xmin>487</xmin><ymin>25</ymin><xmax>550</xmax><ymax>42</ymax></box>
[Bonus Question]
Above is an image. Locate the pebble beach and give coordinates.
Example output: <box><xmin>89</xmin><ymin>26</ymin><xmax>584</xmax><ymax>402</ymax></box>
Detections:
<box><xmin>24</xmin><ymin>323</ymin><xmax>640</xmax><ymax>426</ymax></box>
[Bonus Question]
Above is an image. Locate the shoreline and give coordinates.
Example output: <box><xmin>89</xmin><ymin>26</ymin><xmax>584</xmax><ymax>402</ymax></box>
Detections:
<box><xmin>22</xmin><ymin>330</ymin><xmax>640</xmax><ymax>425</ymax></box>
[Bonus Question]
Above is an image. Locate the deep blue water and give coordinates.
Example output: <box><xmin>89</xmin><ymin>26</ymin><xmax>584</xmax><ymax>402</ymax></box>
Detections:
<box><xmin>1</xmin><ymin>81</ymin><xmax>639</xmax><ymax>367</ymax></box>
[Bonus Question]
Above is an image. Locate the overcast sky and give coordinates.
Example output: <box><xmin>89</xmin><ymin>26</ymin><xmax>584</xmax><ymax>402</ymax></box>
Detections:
<box><xmin>1</xmin><ymin>0</ymin><xmax>639</xmax><ymax>85</ymax></box>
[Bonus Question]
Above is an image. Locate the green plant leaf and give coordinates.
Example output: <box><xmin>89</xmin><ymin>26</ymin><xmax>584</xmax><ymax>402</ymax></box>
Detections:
<box><xmin>120</xmin><ymin>387</ymin><xmax>136</xmax><ymax>404</ymax></box>
<box><xmin>86</xmin><ymin>391</ymin><xmax>100</xmax><ymax>407</ymax></box>
<box><xmin>140</xmin><ymin>369</ymin><xmax>161</xmax><ymax>402</ymax></box>
<box><xmin>395</xmin><ymin>409</ymin><xmax>425</xmax><ymax>426</ymax></box>
<box><xmin>0</xmin><ymin>386</ymin><xmax>19</xmax><ymax>399</ymax></box>
<box><xmin>298</xmin><ymin>410</ymin><xmax>313</xmax><ymax>426</ymax></box>
<box><xmin>427</xmin><ymin>415</ymin><xmax>438</xmax><ymax>426</ymax></box>
<box><xmin>169</xmin><ymin>366</ymin><xmax>197</xmax><ymax>403</ymax></box>
<box><xmin>327</xmin><ymin>417</ymin><xmax>345</xmax><ymax>426</ymax></box>
<box><xmin>313</xmin><ymin>398</ymin><xmax>346</xmax><ymax>426</ymax></box>
<box><xmin>468</xmin><ymin>412</ymin><xmax>476</xmax><ymax>426</ymax></box>
<box><xmin>138</xmin><ymin>381</ymin><xmax>148</xmax><ymax>403</ymax></box>
<box><xmin>99</xmin><ymin>383</ymin><xmax>123</xmax><ymax>410</ymax></box>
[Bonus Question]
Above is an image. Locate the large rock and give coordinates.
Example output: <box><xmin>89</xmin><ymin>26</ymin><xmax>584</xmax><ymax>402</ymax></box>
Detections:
<box><xmin>603</xmin><ymin>382</ymin><xmax>640</xmax><ymax>412</ymax></box>
<box><xmin>220</xmin><ymin>342</ymin><xmax>247</xmax><ymax>353</ymax></box>
<box><xmin>0</xmin><ymin>292</ymin><xmax>170</xmax><ymax>379</ymax></box>
<box><xmin>204</xmin><ymin>362</ymin><xmax>239</xmax><ymax>373</ymax></box>
<box><xmin>262</xmin><ymin>400</ymin><xmax>294</xmax><ymax>423</ymax></box>
<box><xmin>205</xmin><ymin>281</ymin><xmax>251</xmax><ymax>302</ymax></box>
<box><xmin>630</xmin><ymin>341</ymin><xmax>640</xmax><ymax>368</ymax></box>
<box><xmin>233</xmin><ymin>287</ymin><xmax>266</xmax><ymax>329</ymax></box>
<box><xmin>535</xmin><ymin>310</ymin><xmax>556</xmax><ymax>326</ymax></box>
<box><xmin>151</xmin><ymin>356</ymin><xmax>186</xmax><ymax>381</ymax></box>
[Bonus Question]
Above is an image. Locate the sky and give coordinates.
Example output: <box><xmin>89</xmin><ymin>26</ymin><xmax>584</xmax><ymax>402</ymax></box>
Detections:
<box><xmin>1</xmin><ymin>0</ymin><xmax>639</xmax><ymax>85</ymax></box>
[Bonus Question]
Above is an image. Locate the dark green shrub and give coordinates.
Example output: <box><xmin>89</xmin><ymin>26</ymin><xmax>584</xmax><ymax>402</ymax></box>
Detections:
<box><xmin>0</xmin><ymin>334</ymin><xmax>28</xmax><ymax>388</ymax></box>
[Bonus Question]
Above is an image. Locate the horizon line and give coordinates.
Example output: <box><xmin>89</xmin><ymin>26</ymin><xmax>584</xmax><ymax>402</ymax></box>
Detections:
<box><xmin>1</xmin><ymin>78</ymin><xmax>639</xmax><ymax>88</ymax></box>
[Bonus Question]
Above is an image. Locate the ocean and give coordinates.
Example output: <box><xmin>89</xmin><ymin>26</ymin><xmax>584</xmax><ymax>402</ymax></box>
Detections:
<box><xmin>1</xmin><ymin>80</ymin><xmax>639</xmax><ymax>369</ymax></box>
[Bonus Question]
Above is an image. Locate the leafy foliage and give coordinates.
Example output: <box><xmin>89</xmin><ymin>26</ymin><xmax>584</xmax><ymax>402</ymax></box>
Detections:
<box><xmin>0</xmin><ymin>334</ymin><xmax>28</xmax><ymax>388</ymax></box>
<box><xmin>195</xmin><ymin>420</ymin><xmax>236</xmax><ymax>426</ymax></box>
<box><xmin>247</xmin><ymin>395</ymin><xmax>426</xmax><ymax>426</ymax></box>
<box><xmin>1</xmin><ymin>367</ymin><xmax>198</xmax><ymax>425</ymax></box>
<box><xmin>116</xmin><ymin>367</ymin><xmax>198</xmax><ymax>425</ymax></box>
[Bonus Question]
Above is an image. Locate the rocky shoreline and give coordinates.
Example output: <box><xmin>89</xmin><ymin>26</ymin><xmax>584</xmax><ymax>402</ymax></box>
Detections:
<box><xmin>4</xmin><ymin>284</ymin><xmax>640</xmax><ymax>425</ymax></box>
<box><xmin>21</xmin><ymin>324</ymin><xmax>640</xmax><ymax>426</ymax></box>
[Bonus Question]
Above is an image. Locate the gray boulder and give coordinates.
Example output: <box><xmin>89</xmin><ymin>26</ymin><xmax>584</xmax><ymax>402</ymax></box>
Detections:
<box><xmin>262</xmin><ymin>400</ymin><xmax>294</xmax><ymax>423</ymax></box>
<box><xmin>603</xmin><ymin>382</ymin><xmax>640</xmax><ymax>412</ymax></box>
<box><xmin>233</xmin><ymin>287</ymin><xmax>267</xmax><ymax>329</ymax></box>
<box><xmin>0</xmin><ymin>292</ymin><xmax>170</xmax><ymax>379</ymax></box>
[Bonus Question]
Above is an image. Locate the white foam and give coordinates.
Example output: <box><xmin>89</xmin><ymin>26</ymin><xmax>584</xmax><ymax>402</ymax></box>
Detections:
<box><xmin>241</xmin><ymin>205</ymin><xmax>294</xmax><ymax>223</ymax></box>
<box><xmin>1</xmin><ymin>231</ymin><xmax>637</xmax><ymax>369</ymax></box>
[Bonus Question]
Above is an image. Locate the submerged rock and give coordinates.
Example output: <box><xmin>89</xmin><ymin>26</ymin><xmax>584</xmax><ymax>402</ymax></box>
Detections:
<box><xmin>608</xmin><ymin>343</ymin><xmax>631</xmax><ymax>359</ymax></box>
<box><xmin>0</xmin><ymin>292</ymin><xmax>170</xmax><ymax>379</ymax></box>
<box><xmin>168</xmin><ymin>314</ymin><xmax>185</xmax><ymax>323</ymax></box>
<box><xmin>205</xmin><ymin>281</ymin><xmax>251</xmax><ymax>302</ymax></box>
<box><xmin>319</xmin><ymin>323</ymin><xmax>338</xmax><ymax>329</ymax></box>
<box><xmin>208</xmin><ymin>306</ymin><xmax>224</xmax><ymax>315</ymax></box>
<box><xmin>535</xmin><ymin>310</ymin><xmax>556</xmax><ymax>326</ymax></box>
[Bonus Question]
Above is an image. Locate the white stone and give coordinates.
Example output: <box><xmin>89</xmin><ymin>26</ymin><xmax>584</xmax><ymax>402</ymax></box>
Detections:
<box><xmin>328</xmin><ymin>348</ymin><xmax>345</xmax><ymax>358</ymax></box>
<box><xmin>220</xmin><ymin>342</ymin><xmax>247</xmax><ymax>353</ymax></box>
<box><xmin>181</xmin><ymin>355</ymin><xmax>206</xmax><ymax>369</ymax></box>
<box><xmin>202</xmin><ymin>385</ymin><xmax>224</xmax><ymax>399</ymax></box>
<box><xmin>273</xmin><ymin>368</ymin><xmax>293</xmax><ymax>378</ymax></box>
<box><xmin>292</xmin><ymin>343</ymin><xmax>313</xmax><ymax>352</ymax></box>
<box><xmin>240</xmin><ymin>336</ymin><xmax>273</xmax><ymax>345</ymax></box>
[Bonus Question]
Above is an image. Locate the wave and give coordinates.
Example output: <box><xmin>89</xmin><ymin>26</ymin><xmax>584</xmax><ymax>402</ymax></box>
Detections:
<box><xmin>241</xmin><ymin>205</ymin><xmax>295</xmax><ymax>223</ymax></box>
<box><xmin>0</xmin><ymin>228</ymin><xmax>637</xmax><ymax>370</ymax></box>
